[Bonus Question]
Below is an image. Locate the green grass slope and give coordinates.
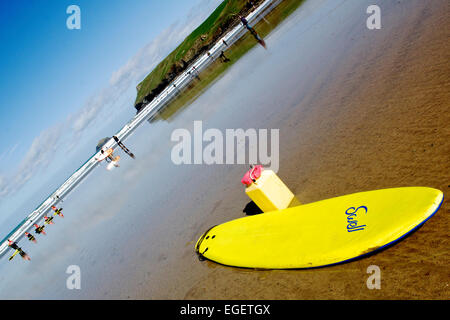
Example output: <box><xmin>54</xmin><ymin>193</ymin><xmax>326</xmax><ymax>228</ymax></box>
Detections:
<box><xmin>135</xmin><ymin>0</ymin><xmax>264</xmax><ymax>108</ymax></box>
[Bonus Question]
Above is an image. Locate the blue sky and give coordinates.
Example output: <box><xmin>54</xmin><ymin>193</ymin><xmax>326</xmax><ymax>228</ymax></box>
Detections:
<box><xmin>0</xmin><ymin>0</ymin><xmax>222</xmax><ymax>235</ymax></box>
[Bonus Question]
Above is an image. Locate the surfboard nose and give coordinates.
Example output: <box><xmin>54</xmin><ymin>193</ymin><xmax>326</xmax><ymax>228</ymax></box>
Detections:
<box><xmin>195</xmin><ymin>225</ymin><xmax>217</xmax><ymax>259</ymax></box>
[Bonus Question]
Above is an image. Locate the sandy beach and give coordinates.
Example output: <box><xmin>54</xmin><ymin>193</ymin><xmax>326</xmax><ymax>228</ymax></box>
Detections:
<box><xmin>160</xmin><ymin>0</ymin><xmax>450</xmax><ymax>300</ymax></box>
<box><xmin>1</xmin><ymin>0</ymin><xmax>447</xmax><ymax>301</ymax></box>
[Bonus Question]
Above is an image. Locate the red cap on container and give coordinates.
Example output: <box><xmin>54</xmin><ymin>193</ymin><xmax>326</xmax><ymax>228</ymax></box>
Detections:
<box><xmin>241</xmin><ymin>165</ymin><xmax>263</xmax><ymax>187</ymax></box>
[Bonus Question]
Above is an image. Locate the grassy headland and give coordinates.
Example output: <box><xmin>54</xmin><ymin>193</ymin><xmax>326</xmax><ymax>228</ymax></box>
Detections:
<box><xmin>135</xmin><ymin>0</ymin><xmax>265</xmax><ymax>109</ymax></box>
<box><xmin>135</xmin><ymin>0</ymin><xmax>305</xmax><ymax>118</ymax></box>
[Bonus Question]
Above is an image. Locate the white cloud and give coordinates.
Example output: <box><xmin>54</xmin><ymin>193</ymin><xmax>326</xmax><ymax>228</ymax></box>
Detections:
<box><xmin>73</xmin><ymin>0</ymin><xmax>222</xmax><ymax>137</ymax></box>
<box><xmin>0</xmin><ymin>143</ymin><xmax>19</xmax><ymax>162</ymax></box>
<box><xmin>109</xmin><ymin>0</ymin><xmax>223</xmax><ymax>93</ymax></box>
<box><xmin>0</xmin><ymin>175</ymin><xmax>9</xmax><ymax>197</ymax></box>
<box><xmin>11</xmin><ymin>124</ymin><xmax>64</xmax><ymax>192</ymax></box>
<box><xmin>0</xmin><ymin>0</ymin><xmax>223</xmax><ymax>200</ymax></box>
<box><xmin>0</xmin><ymin>123</ymin><xmax>65</xmax><ymax>202</ymax></box>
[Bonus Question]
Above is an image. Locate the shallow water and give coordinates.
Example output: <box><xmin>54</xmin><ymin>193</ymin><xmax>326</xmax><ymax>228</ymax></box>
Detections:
<box><xmin>0</xmin><ymin>0</ymin><xmax>448</xmax><ymax>299</ymax></box>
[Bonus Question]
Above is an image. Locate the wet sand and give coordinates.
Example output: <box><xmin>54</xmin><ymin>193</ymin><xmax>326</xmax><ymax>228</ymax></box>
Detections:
<box><xmin>2</xmin><ymin>0</ymin><xmax>447</xmax><ymax>300</ymax></box>
<box><xmin>146</xmin><ymin>0</ymin><xmax>449</xmax><ymax>299</ymax></box>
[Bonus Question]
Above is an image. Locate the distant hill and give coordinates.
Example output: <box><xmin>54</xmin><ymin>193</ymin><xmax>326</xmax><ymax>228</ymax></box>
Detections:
<box><xmin>134</xmin><ymin>0</ymin><xmax>264</xmax><ymax>112</ymax></box>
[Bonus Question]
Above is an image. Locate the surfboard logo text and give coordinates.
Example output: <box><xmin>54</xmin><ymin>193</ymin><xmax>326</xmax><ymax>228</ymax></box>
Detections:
<box><xmin>345</xmin><ymin>206</ymin><xmax>367</xmax><ymax>232</ymax></box>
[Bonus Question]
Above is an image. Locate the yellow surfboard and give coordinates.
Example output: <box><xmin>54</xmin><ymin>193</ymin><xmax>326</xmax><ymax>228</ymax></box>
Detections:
<box><xmin>195</xmin><ymin>187</ymin><xmax>443</xmax><ymax>269</ymax></box>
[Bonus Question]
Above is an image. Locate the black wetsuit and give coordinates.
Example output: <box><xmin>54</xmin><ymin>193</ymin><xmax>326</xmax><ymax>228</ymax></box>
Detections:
<box><xmin>220</xmin><ymin>51</ymin><xmax>230</xmax><ymax>63</ymax></box>
<box><xmin>35</xmin><ymin>226</ymin><xmax>45</xmax><ymax>234</ymax></box>
<box><xmin>113</xmin><ymin>136</ymin><xmax>135</xmax><ymax>158</ymax></box>
<box><xmin>9</xmin><ymin>242</ymin><xmax>19</xmax><ymax>250</ymax></box>
<box><xmin>8</xmin><ymin>242</ymin><xmax>26</xmax><ymax>260</ymax></box>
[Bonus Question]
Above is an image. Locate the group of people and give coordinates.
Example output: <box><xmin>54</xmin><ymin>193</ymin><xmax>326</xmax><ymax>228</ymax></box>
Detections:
<box><xmin>7</xmin><ymin>205</ymin><xmax>64</xmax><ymax>261</ymax></box>
<box><xmin>6</xmin><ymin>9</ymin><xmax>265</xmax><ymax>264</ymax></box>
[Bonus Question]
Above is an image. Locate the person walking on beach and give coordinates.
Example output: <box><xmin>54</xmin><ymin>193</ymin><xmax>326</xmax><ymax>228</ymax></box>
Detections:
<box><xmin>34</xmin><ymin>224</ymin><xmax>46</xmax><ymax>235</ymax></box>
<box><xmin>51</xmin><ymin>205</ymin><xmax>64</xmax><ymax>217</ymax></box>
<box><xmin>239</xmin><ymin>14</ymin><xmax>267</xmax><ymax>49</ymax></box>
<box><xmin>7</xmin><ymin>240</ymin><xmax>30</xmax><ymax>261</ymax></box>
<box><xmin>25</xmin><ymin>232</ymin><xmax>37</xmax><ymax>243</ymax></box>
<box><xmin>44</xmin><ymin>215</ymin><xmax>54</xmax><ymax>225</ymax></box>
<box><xmin>7</xmin><ymin>240</ymin><xmax>20</xmax><ymax>251</ymax></box>
<box><xmin>113</xmin><ymin>136</ymin><xmax>135</xmax><ymax>159</ymax></box>
<box><xmin>191</xmin><ymin>66</ymin><xmax>201</xmax><ymax>80</ymax></box>
<box><xmin>239</xmin><ymin>15</ymin><xmax>249</xmax><ymax>27</ymax></box>
<box><xmin>219</xmin><ymin>51</ymin><xmax>230</xmax><ymax>63</ymax></box>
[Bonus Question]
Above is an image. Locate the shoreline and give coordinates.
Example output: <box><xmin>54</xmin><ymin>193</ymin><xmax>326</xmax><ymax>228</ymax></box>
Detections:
<box><xmin>160</xmin><ymin>0</ymin><xmax>450</xmax><ymax>299</ymax></box>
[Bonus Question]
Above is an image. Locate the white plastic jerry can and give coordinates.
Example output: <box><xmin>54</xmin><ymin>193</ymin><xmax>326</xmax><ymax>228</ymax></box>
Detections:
<box><xmin>242</xmin><ymin>166</ymin><xmax>295</xmax><ymax>212</ymax></box>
